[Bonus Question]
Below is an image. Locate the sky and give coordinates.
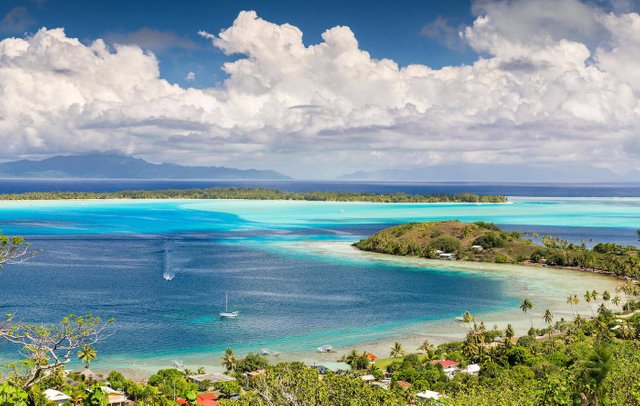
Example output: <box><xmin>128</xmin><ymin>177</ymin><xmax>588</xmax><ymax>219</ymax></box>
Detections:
<box><xmin>1</xmin><ymin>0</ymin><xmax>640</xmax><ymax>179</ymax></box>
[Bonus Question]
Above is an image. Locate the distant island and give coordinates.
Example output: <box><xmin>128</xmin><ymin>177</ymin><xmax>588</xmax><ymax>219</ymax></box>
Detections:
<box><xmin>0</xmin><ymin>187</ymin><xmax>507</xmax><ymax>203</ymax></box>
<box><xmin>0</xmin><ymin>153</ymin><xmax>291</xmax><ymax>180</ymax></box>
<box><xmin>354</xmin><ymin>220</ymin><xmax>640</xmax><ymax>279</ymax></box>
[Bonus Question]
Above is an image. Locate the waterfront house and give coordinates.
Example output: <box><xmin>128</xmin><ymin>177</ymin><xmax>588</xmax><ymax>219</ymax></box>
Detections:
<box><xmin>416</xmin><ymin>390</ymin><xmax>443</xmax><ymax>404</ymax></box>
<box><xmin>439</xmin><ymin>253</ymin><xmax>455</xmax><ymax>260</ymax></box>
<box><xmin>471</xmin><ymin>245</ymin><xmax>484</xmax><ymax>251</ymax></box>
<box><xmin>312</xmin><ymin>362</ymin><xmax>351</xmax><ymax>374</ymax></box>
<box><xmin>360</xmin><ymin>374</ymin><xmax>376</xmax><ymax>384</ymax></box>
<box><xmin>462</xmin><ymin>363</ymin><xmax>481</xmax><ymax>375</ymax></box>
<box><xmin>197</xmin><ymin>392</ymin><xmax>218</xmax><ymax>406</ymax></box>
<box><xmin>43</xmin><ymin>389</ymin><xmax>71</xmax><ymax>405</ymax></box>
<box><xmin>366</xmin><ymin>352</ymin><xmax>378</xmax><ymax>364</ymax></box>
<box><xmin>431</xmin><ymin>360</ymin><xmax>460</xmax><ymax>378</ymax></box>
<box><xmin>101</xmin><ymin>386</ymin><xmax>131</xmax><ymax>405</ymax></box>
<box><xmin>188</xmin><ymin>373</ymin><xmax>236</xmax><ymax>390</ymax></box>
<box><xmin>395</xmin><ymin>380</ymin><xmax>411</xmax><ymax>390</ymax></box>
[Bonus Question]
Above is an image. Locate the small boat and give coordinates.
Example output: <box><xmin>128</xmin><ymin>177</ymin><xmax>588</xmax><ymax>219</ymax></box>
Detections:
<box><xmin>219</xmin><ymin>294</ymin><xmax>239</xmax><ymax>318</ymax></box>
<box><xmin>172</xmin><ymin>360</ymin><xmax>184</xmax><ymax>368</ymax></box>
<box><xmin>455</xmin><ymin>316</ymin><xmax>465</xmax><ymax>322</ymax></box>
<box><xmin>272</xmin><ymin>352</ymin><xmax>280</xmax><ymax>357</ymax></box>
<box><xmin>317</xmin><ymin>345</ymin><xmax>333</xmax><ymax>353</ymax></box>
<box><xmin>260</xmin><ymin>348</ymin><xmax>270</xmax><ymax>356</ymax></box>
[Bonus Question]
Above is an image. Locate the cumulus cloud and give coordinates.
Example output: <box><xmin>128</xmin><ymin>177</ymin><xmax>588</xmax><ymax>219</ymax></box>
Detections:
<box><xmin>1</xmin><ymin>3</ymin><xmax>640</xmax><ymax>178</ymax></box>
<box><xmin>185</xmin><ymin>71</ymin><xmax>196</xmax><ymax>82</ymax></box>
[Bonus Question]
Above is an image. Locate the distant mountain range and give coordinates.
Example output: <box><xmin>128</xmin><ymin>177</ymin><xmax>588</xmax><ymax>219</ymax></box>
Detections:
<box><xmin>337</xmin><ymin>163</ymin><xmax>640</xmax><ymax>183</ymax></box>
<box><xmin>0</xmin><ymin>154</ymin><xmax>291</xmax><ymax>180</ymax></box>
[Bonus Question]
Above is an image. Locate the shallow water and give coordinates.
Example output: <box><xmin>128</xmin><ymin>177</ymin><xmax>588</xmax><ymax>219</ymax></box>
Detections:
<box><xmin>0</xmin><ymin>197</ymin><xmax>637</xmax><ymax>370</ymax></box>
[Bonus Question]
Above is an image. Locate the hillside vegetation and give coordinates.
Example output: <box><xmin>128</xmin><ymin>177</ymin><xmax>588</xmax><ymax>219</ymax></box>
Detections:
<box><xmin>0</xmin><ymin>187</ymin><xmax>507</xmax><ymax>203</ymax></box>
<box><xmin>355</xmin><ymin>221</ymin><xmax>640</xmax><ymax>279</ymax></box>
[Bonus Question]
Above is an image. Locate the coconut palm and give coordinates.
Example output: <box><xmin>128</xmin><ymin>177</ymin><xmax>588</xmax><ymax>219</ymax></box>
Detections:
<box><xmin>221</xmin><ymin>347</ymin><xmax>237</xmax><ymax>372</ymax></box>
<box><xmin>543</xmin><ymin>309</ymin><xmax>554</xmax><ymax>339</ymax></box>
<box><xmin>520</xmin><ymin>298</ymin><xmax>534</xmax><ymax>328</ymax></box>
<box><xmin>567</xmin><ymin>294</ymin><xmax>579</xmax><ymax>316</ymax></box>
<box><xmin>77</xmin><ymin>345</ymin><xmax>97</xmax><ymax>368</ymax></box>
<box><xmin>417</xmin><ymin>339</ymin><xmax>432</xmax><ymax>353</ymax></box>
<box><xmin>612</xmin><ymin>295</ymin><xmax>621</xmax><ymax>307</ymax></box>
<box><xmin>582</xmin><ymin>344</ymin><xmax>613</xmax><ymax>404</ymax></box>
<box><xmin>390</xmin><ymin>342</ymin><xmax>404</xmax><ymax>358</ymax></box>
<box><xmin>584</xmin><ymin>291</ymin><xmax>595</xmax><ymax>316</ymax></box>
<box><xmin>602</xmin><ymin>290</ymin><xmax>611</xmax><ymax>302</ymax></box>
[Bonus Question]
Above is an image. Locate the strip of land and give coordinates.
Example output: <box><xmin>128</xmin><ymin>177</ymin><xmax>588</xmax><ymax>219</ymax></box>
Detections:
<box><xmin>0</xmin><ymin>187</ymin><xmax>507</xmax><ymax>203</ymax></box>
<box><xmin>354</xmin><ymin>220</ymin><xmax>640</xmax><ymax>279</ymax></box>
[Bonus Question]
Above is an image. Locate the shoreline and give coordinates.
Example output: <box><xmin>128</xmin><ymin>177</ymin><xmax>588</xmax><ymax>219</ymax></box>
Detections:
<box><xmin>83</xmin><ymin>242</ymin><xmax>623</xmax><ymax>379</ymax></box>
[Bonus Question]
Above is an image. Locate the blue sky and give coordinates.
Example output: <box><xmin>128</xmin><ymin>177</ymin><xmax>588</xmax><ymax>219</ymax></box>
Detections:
<box><xmin>1</xmin><ymin>0</ymin><xmax>640</xmax><ymax>180</ymax></box>
<box><xmin>0</xmin><ymin>0</ymin><xmax>478</xmax><ymax>86</ymax></box>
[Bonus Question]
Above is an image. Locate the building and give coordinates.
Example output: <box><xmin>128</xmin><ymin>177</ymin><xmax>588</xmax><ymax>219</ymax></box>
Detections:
<box><xmin>311</xmin><ymin>362</ymin><xmax>351</xmax><ymax>374</ymax></box>
<box><xmin>360</xmin><ymin>374</ymin><xmax>376</xmax><ymax>384</ymax></box>
<box><xmin>101</xmin><ymin>386</ymin><xmax>131</xmax><ymax>405</ymax></box>
<box><xmin>197</xmin><ymin>392</ymin><xmax>218</xmax><ymax>406</ymax></box>
<box><xmin>395</xmin><ymin>380</ymin><xmax>411</xmax><ymax>390</ymax></box>
<box><xmin>431</xmin><ymin>360</ymin><xmax>460</xmax><ymax>379</ymax></box>
<box><xmin>188</xmin><ymin>373</ymin><xmax>236</xmax><ymax>390</ymax></box>
<box><xmin>471</xmin><ymin>245</ymin><xmax>484</xmax><ymax>251</ymax></box>
<box><xmin>43</xmin><ymin>389</ymin><xmax>71</xmax><ymax>405</ymax></box>
<box><xmin>462</xmin><ymin>363</ymin><xmax>480</xmax><ymax>375</ymax></box>
<box><xmin>416</xmin><ymin>390</ymin><xmax>443</xmax><ymax>404</ymax></box>
<box><xmin>438</xmin><ymin>253</ymin><xmax>455</xmax><ymax>260</ymax></box>
<box><xmin>366</xmin><ymin>352</ymin><xmax>378</xmax><ymax>364</ymax></box>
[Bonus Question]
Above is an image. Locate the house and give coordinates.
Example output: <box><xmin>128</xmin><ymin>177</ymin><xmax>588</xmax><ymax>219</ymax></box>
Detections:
<box><xmin>438</xmin><ymin>253</ymin><xmax>455</xmax><ymax>260</ymax></box>
<box><xmin>197</xmin><ymin>392</ymin><xmax>218</xmax><ymax>406</ymax></box>
<box><xmin>461</xmin><ymin>363</ymin><xmax>481</xmax><ymax>375</ymax></box>
<box><xmin>188</xmin><ymin>373</ymin><xmax>236</xmax><ymax>390</ymax></box>
<box><xmin>395</xmin><ymin>380</ymin><xmax>411</xmax><ymax>390</ymax></box>
<box><xmin>360</xmin><ymin>374</ymin><xmax>376</xmax><ymax>384</ymax></box>
<box><xmin>471</xmin><ymin>245</ymin><xmax>484</xmax><ymax>251</ymax></box>
<box><xmin>431</xmin><ymin>360</ymin><xmax>460</xmax><ymax>379</ymax></box>
<box><xmin>416</xmin><ymin>390</ymin><xmax>443</xmax><ymax>404</ymax></box>
<box><xmin>80</xmin><ymin>369</ymin><xmax>99</xmax><ymax>382</ymax></box>
<box><xmin>246</xmin><ymin>369</ymin><xmax>266</xmax><ymax>378</ymax></box>
<box><xmin>43</xmin><ymin>389</ymin><xmax>71</xmax><ymax>405</ymax></box>
<box><xmin>101</xmin><ymin>386</ymin><xmax>131</xmax><ymax>405</ymax></box>
<box><xmin>311</xmin><ymin>362</ymin><xmax>351</xmax><ymax>374</ymax></box>
<box><xmin>366</xmin><ymin>352</ymin><xmax>378</xmax><ymax>364</ymax></box>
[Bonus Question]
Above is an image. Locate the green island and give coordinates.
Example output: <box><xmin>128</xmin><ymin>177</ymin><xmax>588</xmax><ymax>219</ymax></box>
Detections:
<box><xmin>354</xmin><ymin>220</ymin><xmax>640</xmax><ymax>279</ymax></box>
<box><xmin>3</xmin><ymin>232</ymin><xmax>640</xmax><ymax>405</ymax></box>
<box><xmin>0</xmin><ymin>187</ymin><xmax>507</xmax><ymax>203</ymax></box>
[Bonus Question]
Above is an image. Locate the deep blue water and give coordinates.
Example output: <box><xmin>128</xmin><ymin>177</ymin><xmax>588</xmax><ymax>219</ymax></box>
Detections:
<box><xmin>1</xmin><ymin>178</ymin><xmax>640</xmax><ymax>197</ymax></box>
<box><xmin>0</xmin><ymin>183</ymin><xmax>639</xmax><ymax>367</ymax></box>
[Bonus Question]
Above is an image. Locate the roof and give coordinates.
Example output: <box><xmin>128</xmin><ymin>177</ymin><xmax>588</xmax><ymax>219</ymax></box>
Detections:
<box><xmin>189</xmin><ymin>373</ymin><xmax>236</xmax><ymax>383</ymax></box>
<box><xmin>366</xmin><ymin>352</ymin><xmax>378</xmax><ymax>360</ymax></box>
<box><xmin>416</xmin><ymin>390</ymin><xmax>442</xmax><ymax>400</ymax></box>
<box><xmin>197</xmin><ymin>393</ymin><xmax>218</xmax><ymax>406</ymax></box>
<box><xmin>395</xmin><ymin>380</ymin><xmax>411</xmax><ymax>389</ymax></box>
<box><xmin>360</xmin><ymin>374</ymin><xmax>376</xmax><ymax>381</ymax></box>
<box><xmin>247</xmin><ymin>369</ymin><xmax>266</xmax><ymax>377</ymax></box>
<box><xmin>432</xmin><ymin>359</ymin><xmax>459</xmax><ymax>368</ymax></box>
<box><xmin>43</xmin><ymin>389</ymin><xmax>71</xmax><ymax>401</ymax></box>
<box><xmin>464</xmin><ymin>364</ymin><xmax>481</xmax><ymax>373</ymax></box>
<box><xmin>313</xmin><ymin>362</ymin><xmax>351</xmax><ymax>372</ymax></box>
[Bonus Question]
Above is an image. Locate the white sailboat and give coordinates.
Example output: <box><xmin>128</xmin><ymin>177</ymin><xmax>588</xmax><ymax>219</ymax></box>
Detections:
<box><xmin>219</xmin><ymin>294</ymin><xmax>239</xmax><ymax>318</ymax></box>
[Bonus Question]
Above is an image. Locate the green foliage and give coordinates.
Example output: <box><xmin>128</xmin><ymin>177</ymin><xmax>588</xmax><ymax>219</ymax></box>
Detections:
<box><xmin>236</xmin><ymin>353</ymin><xmax>269</xmax><ymax>372</ymax></box>
<box><xmin>85</xmin><ymin>385</ymin><xmax>107</xmax><ymax>406</ymax></box>
<box><xmin>0</xmin><ymin>188</ymin><xmax>508</xmax><ymax>203</ymax></box>
<box><xmin>473</xmin><ymin>232</ymin><xmax>506</xmax><ymax>249</ymax></box>
<box><xmin>430</xmin><ymin>236</ymin><xmax>461</xmax><ymax>253</ymax></box>
<box><xmin>0</xmin><ymin>381</ymin><xmax>29</xmax><ymax>406</ymax></box>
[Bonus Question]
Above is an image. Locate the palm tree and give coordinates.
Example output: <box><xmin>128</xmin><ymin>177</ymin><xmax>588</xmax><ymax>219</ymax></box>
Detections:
<box><xmin>602</xmin><ymin>290</ymin><xmax>611</xmax><ymax>302</ymax></box>
<box><xmin>567</xmin><ymin>294</ymin><xmax>579</xmax><ymax>316</ymax></box>
<box><xmin>390</xmin><ymin>342</ymin><xmax>404</xmax><ymax>358</ymax></box>
<box><xmin>221</xmin><ymin>347</ymin><xmax>237</xmax><ymax>372</ymax></box>
<box><xmin>583</xmin><ymin>344</ymin><xmax>613</xmax><ymax>404</ymax></box>
<box><xmin>520</xmin><ymin>298</ymin><xmax>534</xmax><ymax>328</ymax></box>
<box><xmin>543</xmin><ymin>309</ymin><xmax>554</xmax><ymax>339</ymax></box>
<box><xmin>77</xmin><ymin>345</ymin><xmax>97</xmax><ymax>368</ymax></box>
<box><xmin>612</xmin><ymin>295</ymin><xmax>621</xmax><ymax>307</ymax></box>
<box><xmin>504</xmin><ymin>324</ymin><xmax>515</xmax><ymax>347</ymax></box>
<box><xmin>584</xmin><ymin>291</ymin><xmax>595</xmax><ymax>316</ymax></box>
<box><xmin>417</xmin><ymin>339</ymin><xmax>432</xmax><ymax>353</ymax></box>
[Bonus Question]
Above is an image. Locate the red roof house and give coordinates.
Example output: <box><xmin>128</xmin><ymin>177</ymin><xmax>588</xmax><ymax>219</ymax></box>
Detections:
<box><xmin>431</xmin><ymin>360</ymin><xmax>459</xmax><ymax>369</ymax></box>
<box><xmin>197</xmin><ymin>393</ymin><xmax>218</xmax><ymax>406</ymax></box>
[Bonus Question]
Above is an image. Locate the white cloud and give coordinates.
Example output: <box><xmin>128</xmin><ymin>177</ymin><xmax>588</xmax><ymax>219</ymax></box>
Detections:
<box><xmin>186</xmin><ymin>71</ymin><xmax>196</xmax><ymax>82</ymax></box>
<box><xmin>1</xmin><ymin>3</ymin><xmax>640</xmax><ymax>178</ymax></box>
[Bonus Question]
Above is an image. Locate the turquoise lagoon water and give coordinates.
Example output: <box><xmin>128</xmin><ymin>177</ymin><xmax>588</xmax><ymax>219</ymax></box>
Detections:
<box><xmin>0</xmin><ymin>197</ymin><xmax>638</xmax><ymax>366</ymax></box>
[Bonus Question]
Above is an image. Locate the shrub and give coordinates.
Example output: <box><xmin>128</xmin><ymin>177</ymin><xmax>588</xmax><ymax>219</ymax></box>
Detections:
<box><xmin>429</xmin><ymin>237</ymin><xmax>461</xmax><ymax>253</ymax></box>
<box><xmin>474</xmin><ymin>232</ymin><xmax>506</xmax><ymax>249</ymax></box>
